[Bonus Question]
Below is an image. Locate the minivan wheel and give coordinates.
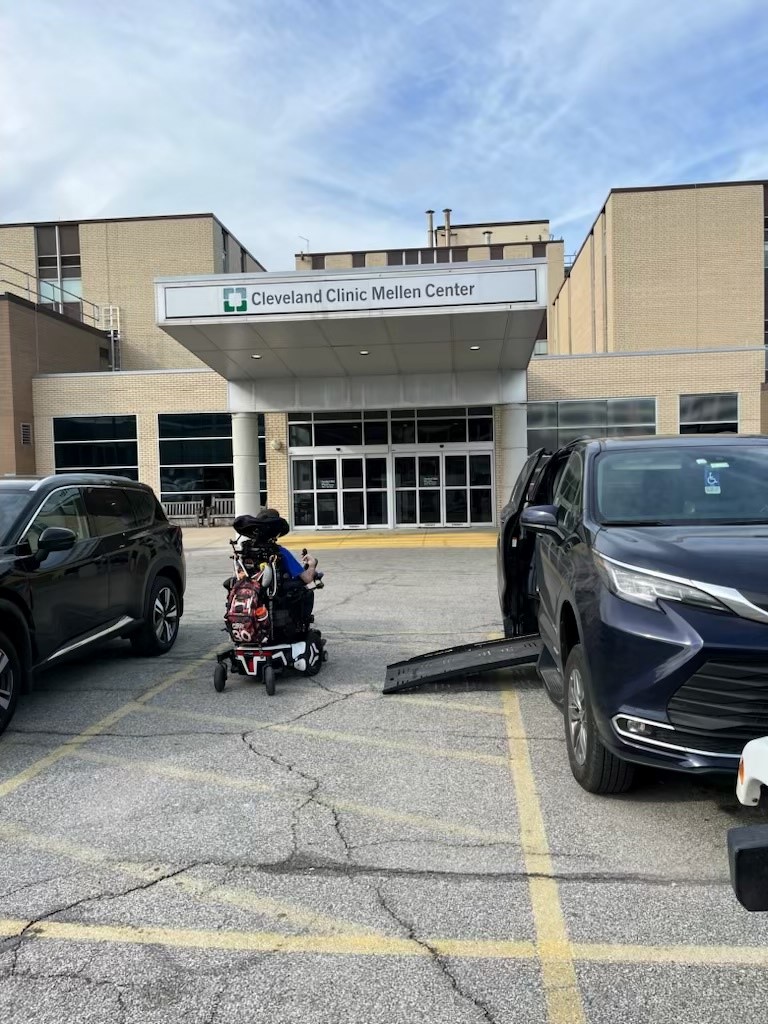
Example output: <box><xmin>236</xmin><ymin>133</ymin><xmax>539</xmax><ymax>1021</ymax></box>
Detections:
<box><xmin>0</xmin><ymin>631</ymin><xmax>22</xmax><ymax>736</ymax></box>
<box><xmin>563</xmin><ymin>644</ymin><xmax>635</xmax><ymax>795</ymax></box>
<box><xmin>131</xmin><ymin>576</ymin><xmax>181</xmax><ymax>656</ymax></box>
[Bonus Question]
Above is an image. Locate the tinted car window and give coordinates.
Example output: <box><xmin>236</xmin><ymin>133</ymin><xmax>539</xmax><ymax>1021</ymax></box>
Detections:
<box><xmin>553</xmin><ymin>453</ymin><xmax>583</xmax><ymax>532</ymax></box>
<box><xmin>84</xmin><ymin>486</ymin><xmax>135</xmax><ymax>536</ymax></box>
<box><xmin>24</xmin><ymin>487</ymin><xmax>90</xmax><ymax>552</ymax></box>
<box><xmin>0</xmin><ymin>492</ymin><xmax>31</xmax><ymax>545</ymax></box>
<box><xmin>595</xmin><ymin>445</ymin><xmax>768</xmax><ymax>525</ymax></box>
<box><xmin>127</xmin><ymin>489</ymin><xmax>158</xmax><ymax>528</ymax></box>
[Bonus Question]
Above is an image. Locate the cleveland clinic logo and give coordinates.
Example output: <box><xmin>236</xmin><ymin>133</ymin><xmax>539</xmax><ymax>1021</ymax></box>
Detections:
<box><xmin>223</xmin><ymin>286</ymin><xmax>247</xmax><ymax>313</ymax></box>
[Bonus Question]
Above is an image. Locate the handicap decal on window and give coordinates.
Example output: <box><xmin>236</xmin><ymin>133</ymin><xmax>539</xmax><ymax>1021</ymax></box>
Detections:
<box><xmin>704</xmin><ymin>469</ymin><xmax>721</xmax><ymax>495</ymax></box>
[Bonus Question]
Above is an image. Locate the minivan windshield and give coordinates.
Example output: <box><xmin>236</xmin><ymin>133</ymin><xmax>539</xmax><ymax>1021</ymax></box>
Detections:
<box><xmin>0</xmin><ymin>492</ymin><xmax>31</xmax><ymax>545</ymax></box>
<box><xmin>595</xmin><ymin>445</ymin><xmax>768</xmax><ymax>525</ymax></box>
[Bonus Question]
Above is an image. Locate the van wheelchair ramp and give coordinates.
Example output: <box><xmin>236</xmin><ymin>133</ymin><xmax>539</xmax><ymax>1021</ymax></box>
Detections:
<box><xmin>382</xmin><ymin>634</ymin><xmax>542</xmax><ymax>694</ymax></box>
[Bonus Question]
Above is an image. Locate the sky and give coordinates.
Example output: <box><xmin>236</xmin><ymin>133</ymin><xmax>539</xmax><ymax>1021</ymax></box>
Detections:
<box><xmin>2</xmin><ymin>0</ymin><xmax>768</xmax><ymax>270</ymax></box>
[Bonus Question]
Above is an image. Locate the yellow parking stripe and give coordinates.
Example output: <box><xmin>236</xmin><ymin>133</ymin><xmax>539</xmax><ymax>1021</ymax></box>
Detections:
<box><xmin>0</xmin><ymin>646</ymin><xmax>225</xmax><ymax>800</ymax></box>
<box><xmin>502</xmin><ymin>691</ymin><xmax>586</xmax><ymax>1024</ymax></box>
<box><xmin>72</xmin><ymin>750</ymin><xmax>520</xmax><ymax>844</ymax></box>
<box><xmin>137</xmin><ymin>705</ymin><xmax>508</xmax><ymax>766</ymax></box>
<box><xmin>396</xmin><ymin>695</ymin><xmax>506</xmax><ymax>717</ymax></box>
<box><xmin>576</xmin><ymin>942</ymin><xmax>768</xmax><ymax>968</ymax></box>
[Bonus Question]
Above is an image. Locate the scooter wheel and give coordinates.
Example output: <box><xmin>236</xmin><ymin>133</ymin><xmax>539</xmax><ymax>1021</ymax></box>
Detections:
<box><xmin>213</xmin><ymin>663</ymin><xmax>227</xmax><ymax>692</ymax></box>
<box><xmin>304</xmin><ymin>630</ymin><xmax>323</xmax><ymax>676</ymax></box>
<box><xmin>264</xmin><ymin>664</ymin><xmax>276</xmax><ymax>696</ymax></box>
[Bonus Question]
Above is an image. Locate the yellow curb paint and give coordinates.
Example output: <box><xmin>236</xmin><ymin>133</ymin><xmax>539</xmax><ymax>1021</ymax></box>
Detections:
<box><xmin>136</xmin><ymin>704</ymin><xmax>508</xmax><ymax>767</ymax></box>
<box><xmin>0</xmin><ymin>646</ymin><xmax>226</xmax><ymax>800</ymax></box>
<box><xmin>502</xmin><ymin>690</ymin><xmax>586</xmax><ymax>1024</ymax></box>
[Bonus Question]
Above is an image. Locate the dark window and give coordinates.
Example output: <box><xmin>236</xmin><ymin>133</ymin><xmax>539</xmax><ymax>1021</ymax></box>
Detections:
<box><xmin>54</xmin><ymin>441</ymin><xmax>138</xmax><ymax>469</ymax></box>
<box><xmin>527</xmin><ymin>399</ymin><xmax>656</xmax><ymax>454</ymax></box>
<box><xmin>160</xmin><ymin>467</ymin><xmax>234</xmax><ymax>496</ymax></box>
<box><xmin>158</xmin><ymin>413</ymin><xmax>231</xmax><ymax>438</ymax></box>
<box><xmin>84</xmin><ymin>487</ymin><xmax>135</xmax><ymax>536</ymax></box>
<box><xmin>364</xmin><ymin>421</ymin><xmax>388</xmax><ymax>445</ymax></box>
<box><xmin>404</xmin><ymin>250</ymin><xmax>419</xmax><ymax>265</ymax></box>
<box><xmin>468</xmin><ymin>418</ymin><xmax>493</xmax><ymax>442</ymax></box>
<box><xmin>54</xmin><ymin>416</ymin><xmax>137</xmax><ymax>442</ymax></box>
<box><xmin>490</xmin><ymin>245</ymin><xmax>504</xmax><ymax>260</ymax></box>
<box><xmin>24</xmin><ymin>487</ymin><xmax>90</xmax><ymax>551</ymax></box>
<box><xmin>417</xmin><ymin>418</ymin><xmax>467</xmax><ymax>443</ymax></box>
<box><xmin>158</xmin><ymin>411</ymin><xmax>253</xmax><ymax>502</ymax></box>
<box><xmin>451</xmin><ymin>247</ymin><xmax>468</xmax><ymax>263</ymax></box>
<box><xmin>436</xmin><ymin>249</ymin><xmax>450</xmax><ymax>263</ymax></box>
<box><xmin>36</xmin><ymin>224</ymin><xmax>82</xmax><ymax>319</ymax></box>
<box><xmin>313</xmin><ymin>421</ymin><xmax>363</xmax><ymax>446</ymax></box>
<box><xmin>391</xmin><ymin>420</ymin><xmax>416</xmax><ymax>444</ymax></box>
<box><xmin>128</xmin><ymin>489</ymin><xmax>160</xmax><ymax>527</ymax></box>
<box><xmin>159</xmin><ymin>439</ymin><xmax>232</xmax><ymax>466</ymax></box>
<box><xmin>311</xmin><ymin>255</ymin><xmax>325</xmax><ymax>270</ymax></box>
<box><xmin>420</xmin><ymin>249</ymin><xmax>435</xmax><ymax>264</ymax></box>
<box><xmin>468</xmin><ymin>406</ymin><xmax>492</xmax><ymax>416</ymax></box>
<box><xmin>366</xmin><ymin>457</ymin><xmax>387</xmax><ymax>489</ymax></box>
<box><xmin>352</xmin><ymin>252</ymin><xmax>366</xmax><ymax>268</ymax></box>
<box><xmin>293</xmin><ymin>460</ymin><xmax>314</xmax><ymax>491</ymax></box>
<box><xmin>289</xmin><ymin>423</ymin><xmax>313</xmax><ymax>447</ymax></box>
<box><xmin>553</xmin><ymin>453</ymin><xmax>583</xmax><ymax>532</ymax></box>
<box><xmin>680</xmin><ymin>393</ymin><xmax>738</xmax><ymax>431</ymax></box>
<box><xmin>532</xmin><ymin>242</ymin><xmax>547</xmax><ymax>257</ymax></box>
<box><xmin>387</xmin><ymin>251</ymin><xmax>404</xmax><ymax>266</ymax></box>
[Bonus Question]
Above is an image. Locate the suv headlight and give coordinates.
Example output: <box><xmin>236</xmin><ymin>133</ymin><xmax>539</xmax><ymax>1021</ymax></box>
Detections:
<box><xmin>594</xmin><ymin>554</ymin><xmax>729</xmax><ymax>612</ymax></box>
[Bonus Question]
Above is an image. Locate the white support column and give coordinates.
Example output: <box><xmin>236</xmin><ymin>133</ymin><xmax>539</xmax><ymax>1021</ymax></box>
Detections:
<box><xmin>232</xmin><ymin>411</ymin><xmax>263</xmax><ymax>517</ymax></box>
<box><xmin>497</xmin><ymin>403</ymin><xmax>528</xmax><ymax>510</ymax></box>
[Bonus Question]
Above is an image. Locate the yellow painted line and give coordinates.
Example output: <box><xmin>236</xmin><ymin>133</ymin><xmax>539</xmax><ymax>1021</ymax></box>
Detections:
<box><xmin>0</xmin><ymin>820</ymin><xmax>373</xmax><ymax>937</ymax></box>
<box><xmin>0</xmin><ymin>645</ymin><xmax>226</xmax><ymax>800</ymax></box>
<box><xmin>72</xmin><ymin>750</ymin><xmax>520</xmax><ymax>844</ymax></box>
<box><xmin>502</xmin><ymin>691</ymin><xmax>586</xmax><ymax>1024</ymax></box>
<box><xmin>136</xmin><ymin>704</ymin><xmax>507</xmax><ymax>767</ymax></box>
<box><xmin>0</xmin><ymin>917</ymin><xmax>535</xmax><ymax>959</ymax></box>
<box><xmin>397</xmin><ymin>695</ymin><xmax>506</xmax><ymax>717</ymax></box>
<box><xmin>575</xmin><ymin>942</ymin><xmax>768</xmax><ymax>968</ymax></box>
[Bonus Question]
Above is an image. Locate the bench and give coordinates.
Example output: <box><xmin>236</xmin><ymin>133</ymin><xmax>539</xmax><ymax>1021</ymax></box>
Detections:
<box><xmin>163</xmin><ymin>500</ymin><xmax>205</xmax><ymax>526</ymax></box>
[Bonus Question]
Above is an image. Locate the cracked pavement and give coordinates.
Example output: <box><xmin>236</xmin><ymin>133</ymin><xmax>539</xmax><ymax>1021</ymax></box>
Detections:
<box><xmin>1</xmin><ymin>546</ymin><xmax>768</xmax><ymax>1022</ymax></box>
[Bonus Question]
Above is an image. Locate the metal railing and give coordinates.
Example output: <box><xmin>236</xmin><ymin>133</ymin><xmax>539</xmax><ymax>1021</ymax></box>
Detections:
<box><xmin>0</xmin><ymin>259</ymin><xmax>101</xmax><ymax>329</ymax></box>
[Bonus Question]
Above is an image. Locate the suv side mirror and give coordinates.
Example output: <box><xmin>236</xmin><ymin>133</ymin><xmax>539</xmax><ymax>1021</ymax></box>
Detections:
<box><xmin>728</xmin><ymin>826</ymin><xmax>768</xmax><ymax>911</ymax></box>
<box><xmin>520</xmin><ymin>505</ymin><xmax>560</xmax><ymax>536</ymax></box>
<box><xmin>37</xmin><ymin>527</ymin><xmax>77</xmax><ymax>556</ymax></box>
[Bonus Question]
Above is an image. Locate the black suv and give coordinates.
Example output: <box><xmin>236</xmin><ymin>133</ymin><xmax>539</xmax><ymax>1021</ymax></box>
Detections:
<box><xmin>0</xmin><ymin>474</ymin><xmax>185</xmax><ymax>734</ymax></box>
<box><xmin>498</xmin><ymin>436</ymin><xmax>768</xmax><ymax>794</ymax></box>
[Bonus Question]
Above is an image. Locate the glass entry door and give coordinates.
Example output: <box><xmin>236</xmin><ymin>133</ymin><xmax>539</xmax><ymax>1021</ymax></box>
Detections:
<box><xmin>292</xmin><ymin>456</ymin><xmax>389</xmax><ymax>528</ymax></box>
<box><xmin>394</xmin><ymin>452</ymin><xmax>493</xmax><ymax>527</ymax></box>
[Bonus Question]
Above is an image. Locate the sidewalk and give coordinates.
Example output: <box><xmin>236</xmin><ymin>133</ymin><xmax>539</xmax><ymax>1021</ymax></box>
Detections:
<box><xmin>181</xmin><ymin>526</ymin><xmax>497</xmax><ymax>551</ymax></box>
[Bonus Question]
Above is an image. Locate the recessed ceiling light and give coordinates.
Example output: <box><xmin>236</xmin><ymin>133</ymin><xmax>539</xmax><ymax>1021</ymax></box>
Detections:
<box><xmin>251</xmin><ymin>354</ymin><xmax>262</xmax><ymax>359</ymax></box>
<box><xmin>470</xmin><ymin>345</ymin><xmax>480</xmax><ymax>351</ymax></box>
<box><xmin>359</xmin><ymin>350</ymin><xmax>369</xmax><ymax>355</ymax></box>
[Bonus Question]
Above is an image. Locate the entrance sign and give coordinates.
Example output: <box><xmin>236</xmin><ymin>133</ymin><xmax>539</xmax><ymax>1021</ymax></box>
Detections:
<box><xmin>161</xmin><ymin>267</ymin><xmax>538</xmax><ymax>320</ymax></box>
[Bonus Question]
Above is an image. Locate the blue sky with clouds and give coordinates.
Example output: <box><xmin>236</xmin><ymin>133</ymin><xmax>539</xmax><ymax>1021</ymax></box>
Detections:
<box><xmin>2</xmin><ymin>0</ymin><xmax>767</xmax><ymax>269</ymax></box>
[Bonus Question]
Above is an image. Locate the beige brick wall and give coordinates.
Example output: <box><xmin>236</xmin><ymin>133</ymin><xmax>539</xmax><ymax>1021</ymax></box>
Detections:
<box><xmin>80</xmin><ymin>216</ymin><xmax>218</xmax><ymax>372</ymax></box>
<box><xmin>365</xmin><ymin>252</ymin><xmax>387</xmax><ymax>268</ymax></box>
<box><xmin>325</xmin><ymin>254</ymin><xmax>353</xmax><ymax>270</ymax></box>
<box><xmin>554</xmin><ymin>277</ymin><xmax>571</xmax><ymax>354</ymax></box>
<box><xmin>0</xmin><ymin>301</ymin><xmax>14</xmax><ymax>476</ymax></box>
<box><xmin>568</xmin><ymin>235</ymin><xmax>593</xmax><ymax>354</ymax></box>
<box><xmin>528</xmin><ymin>349</ymin><xmax>764</xmax><ymax>434</ymax></box>
<box><xmin>592</xmin><ymin>213</ymin><xmax>607</xmax><ymax>352</ymax></box>
<box><xmin>264</xmin><ymin>412</ymin><xmax>289</xmax><ymax>512</ymax></box>
<box><xmin>0</xmin><ymin>226</ymin><xmax>37</xmax><ymax>283</ymax></box>
<box><xmin>504</xmin><ymin>243</ymin><xmax>532</xmax><ymax>260</ymax></box>
<box><xmin>32</xmin><ymin>369</ymin><xmax>228</xmax><ymax>492</ymax></box>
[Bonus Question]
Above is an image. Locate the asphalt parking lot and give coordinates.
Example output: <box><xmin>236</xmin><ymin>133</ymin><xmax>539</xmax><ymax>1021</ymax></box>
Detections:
<box><xmin>2</xmin><ymin>538</ymin><xmax>768</xmax><ymax>1023</ymax></box>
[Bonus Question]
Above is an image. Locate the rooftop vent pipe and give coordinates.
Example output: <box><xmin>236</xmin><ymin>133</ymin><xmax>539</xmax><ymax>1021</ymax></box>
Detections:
<box><xmin>425</xmin><ymin>210</ymin><xmax>435</xmax><ymax>248</ymax></box>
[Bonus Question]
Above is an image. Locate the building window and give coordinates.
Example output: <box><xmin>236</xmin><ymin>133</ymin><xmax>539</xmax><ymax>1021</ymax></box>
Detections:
<box><xmin>288</xmin><ymin>408</ymin><xmax>494</xmax><ymax>449</ymax></box>
<box><xmin>489</xmin><ymin>245</ymin><xmax>504</xmax><ymax>260</ymax></box>
<box><xmin>352</xmin><ymin>252</ymin><xmax>366</xmax><ymax>268</ymax></box>
<box><xmin>527</xmin><ymin>399</ymin><xmax>656</xmax><ymax>453</ymax></box>
<box><xmin>387</xmin><ymin>251</ymin><xmax>404</xmax><ymax>266</ymax></box>
<box><xmin>532</xmin><ymin>242</ymin><xmax>547</xmax><ymax>257</ymax></box>
<box><xmin>420</xmin><ymin>249</ymin><xmax>435</xmax><ymax>264</ymax></box>
<box><xmin>404</xmin><ymin>250</ymin><xmax>419</xmax><ymax>265</ymax></box>
<box><xmin>36</xmin><ymin>224</ymin><xmax>82</xmax><ymax>320</ymax></box>
<box><xmin>451</xmin><ymin>247</ymin><xmax>468</xmax><ymax>263</ymax></box>
<box><xmin>311</xmin><ymin>255</ymin><xmax>325</xmax><ymax>270</ymax></box>
<box><xmin>157</xmin><ymin>413</ymin><xmax>266</xmax><ymax>506</ymax></box>
<box><xmin>533</xmin><ymin>340</ymin><xmax>548</xmax><ymax>357</ymax></box>
<box><xmin>53</xmin><ymin>415</ymin><xmax>138</xmax><ymax>478</ymax></box>
<box><xmin>436</xmin><ymin>248</ymin><xmax>450</xmax><ymax>263</ymax></box>
<box><xmin>679</xmin><ymin>393</ymin><xmax>738</xmax><ymax>434</ymax></box>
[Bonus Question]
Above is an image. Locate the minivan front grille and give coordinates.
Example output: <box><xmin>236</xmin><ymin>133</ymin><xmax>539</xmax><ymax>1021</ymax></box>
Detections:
<box><xmin>667</xmin><ymin>659</ymin><xmax>768</xmax><ymax>754</ymax></box>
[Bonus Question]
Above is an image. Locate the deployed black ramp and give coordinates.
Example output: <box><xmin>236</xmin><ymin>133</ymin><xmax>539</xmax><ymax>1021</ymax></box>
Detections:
<box><xmin>383</xmin><ymin>634</ymin><xmax>542</xmax><ymax>694</ymax></box>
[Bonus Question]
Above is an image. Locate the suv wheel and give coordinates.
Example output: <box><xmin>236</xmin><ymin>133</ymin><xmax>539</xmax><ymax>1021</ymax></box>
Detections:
<box><xmin>0</xmin><ymin>631</ymin><xmax>21</xmax><ymax>736</ymax></box>
<box><xmin>131</xmin><ymin>576</ymin><xmax>180</xmax><ymax>657</ymax></box>
<box><xmin>564</xmin><ymin>644</ymin><xmax>635</xmax><ymax>795</ymax></box>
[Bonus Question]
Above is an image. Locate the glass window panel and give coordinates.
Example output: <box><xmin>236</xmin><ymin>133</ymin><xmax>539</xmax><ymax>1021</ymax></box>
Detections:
<box><xmin>387</xmin><ymin>251</ymin><xmax>403</xmax><ymax>266</ymax></box>
<box><xmin>58</xmin><ymin>224</ymin><xmax>80</xmax><ymax>255</ymax></box>
<box><xmin>364</xmin><ymin>421</ymin><xmax>388</xmax><ymax>445</ymax></box>
<box><xmin>24</xmin><ymin>487</ymin><xmax>90</xmax><ymax>552</ymax></box>
<box><xmin>366</xmin><ymin>457</ymin><xmax>387</xmax><ymax>489</ymax></box>
<box><xmin>55</xmin><ymin>441</ymin><xmax>138</xmax><ymax>469</ymax></box>
<box><xmin>159</xmin><ymin>467</ymin><xmax>234</xmax><ymax>493</ymax></box>
<box><xmin>470</xmin><ymin>489</ymin><xmax>493</xmax><ymax>523</ymax></box>
<box><xmin>395</xmin><ymin>457</ymin><xmax>416</xmax><ymax>488</ymax></box>
<box><xmin>418</xmin><ymin>456</ymin><xmax>441</xmax><ymax>488</ymax></box>
<box><xmin>419</xmin><ymin>490</ymin><xmax>440</xmax><ymax>523</ymax></box>
<box><xmin>468</xmin><ymin>418</ymin><xmax>493</xmax><ymax>442</ymax></box>
<box><xmin>343</xmin><ymin>492</ymin><xmax>364</xmax><ymax>525</ymax></box>
<box><xmin>62</xmin><ymin>467</ymin><xmax>139</xmax><ymax>481</ymax></box>
<box><xmin>293</xmin><ymin>493</ymin><xmax>315</xmax><ymax>526</ymax></box>
<box><xmin>54</xmin><ymin>415</ymin><xmax>137</xmax><ymax>442</ymax></box>
<box><xmin>420</xmin><ymin>249</ymin><xmax>434</xmax><ymax>264</ymax></box>
<box><xmin>417</xmin><ymin>419</ymin><xmax>466</xmax><ymax>443</ymax></box>
<box><xmin>527</xmin><ymin>428</ymin><xmax>559</xmax><ymax>454</ymax></box>
<box><xmin>446</xmin><ymin>489</ymin><xmax>468</xmax><ymax>522</ymax></box>
<box><xmin>288</xmin><ymin>412</ymin><xmax>311</xmax><ymax>422</ymax></box>
<box><xmin>680</xmin><ymin>422</ymin><xmax>738</xmax><ymax>435</ymax></box>
<box><xmin>558</xmin><ymin>427</ymin><xmax>595</xmax><ymax>446</ymax></box>
<box><xmin>605</xmin><ymin>425</ymin><xmax>657</xmax><ymax>437</ymax></box>
<box><xmin>342</xmin><ymin>458</ymin><xmax>364</xmax><ymax>489</ymax></box>
<box><xmin>445</xmin><ymin>455</ymin><xmax>467</xmax><ymax>487</ymax></box>
<box><xmin>288</xmin><ymin>423</ymin><xmax>313</xmax><ymax>447</ymax></box>
<box><xmin>391</xmin><ymin>420</ymin><xmax>416</xmax><ymax>444</ymax></box>
<box><xmin>317</xmin><ymin>493</ymin><xmax>338</xmax><ymax>526</ymax></box>
<box><xmin>469</xmin><ymin>454</ymin><xmax>492</xmax><ymax>487</ymax></box>
<box><xmin>607</xmin><ymin>399</ymin><xmax>656</xmax><ymax>426</ymax></box>
<box><xmin>363</xmin><ymin>411</ymin><xmax>388</xmax><ymax>420</ymax></box>
<box><xmin>396</xmin><ymin>491</ymin><xmax>417</xmax><ymax>524</ymax></box>
<box><xmin>316</xmin><ymin>459</ymin><xmax>338</xmax><ymax>490</ymax></box>
<box><xmin>61</xmin><ymin>255</ymin><xmax>81</xmax><ymax>268</ymax></box>
<box><xmin>314</xmin><ymin>422</ymin><xmax>363</xmax><ymax>446</ymax></box>
<box><xmin>83</xmin><ymin>486</ymin><xmax>134</xmax><ymax>536</ymax></box>
<box><xmin>436</xmin><ymin>249</ymin><xmax>450</xmax><ymax>263</ymax></box>
<box><xmin>557</xmin><ymin>400</ymin><xmax>607</xmax><ymax>428</ymax></box>
<box><xmin>314</xmin><ymin>411</ymin><xmax>361</xmax><ymax>421</ymax></box>
<box><xmin>35</xmin><ymin>226</ymin><xmax>57</xmax><ymax>256</ymax></box>
<box><xmin>417</xmin><ymin>407</ymin><xmax>461</xmax><ymax>418</ymax></box>
<box><xmin>404</xmin><ymin>250</ymin><xmax>419</xmax><ymax>265</ymax></box>
<box><xmin>366</xmin><ymin>491</ymin><xmax>387</xmax><ymax>525</ymax></box>
<box><xmin>451</xmin><ymin>247</ymin><xmax>468</xmax><ymax>262</ymax></box>
<box><xmin>468</xmin><ymin>406</ymin><xmax>492</xmax><ymax>416</ymax></box>
<box><xmin>680</xmin><ymin>393</ymin><xmax>738</xmax><ymax>425</ymax></box>
<box><xmin>292</xmin><ymin>460</ymin><xmax>314</xmax><ymax>491</ymax></box>
<box><xmin>391</xmin><ymin>409</ymin><xmax>415</xmax><ymax>419</ymax></box>
<box><xmin>258</xmin><ymin>438</ymin><xmax>266</xmax><ymax>464</ymax></box>
<box><xmin>159</xmin><ymin>438</ymin><xmax>232</xmax><ymax>465</ymax></box>
<box><xmin>352</xmin><ymin>252</ymin><xmax>366</xmax><ymax>268</ymax></box>
<box><xmin>128</xmin><ymin>490</ymin><xmax>159</xmax><ymax>528</ymax></box>
<box><xmin>158</xmin><ymin>413</ymin><xmax>231</xmax><ymax>438</ymax></box>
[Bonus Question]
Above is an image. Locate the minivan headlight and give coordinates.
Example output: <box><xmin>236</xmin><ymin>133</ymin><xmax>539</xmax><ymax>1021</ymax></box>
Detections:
<box><xmin>594</xmin><ymin>554</ymin><xmax>729</xmax><ymax>612</ymax></box>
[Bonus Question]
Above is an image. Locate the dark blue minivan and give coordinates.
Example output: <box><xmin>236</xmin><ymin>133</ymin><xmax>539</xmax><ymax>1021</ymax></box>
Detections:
<box><xmin>498</xmin><ymin>436</ymin><xmax>768</xmax><ymax>794</ymax></box>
